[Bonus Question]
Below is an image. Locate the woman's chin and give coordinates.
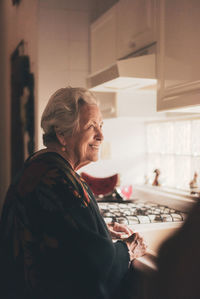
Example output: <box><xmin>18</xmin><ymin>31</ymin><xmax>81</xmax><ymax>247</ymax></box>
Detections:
<box><xmin>90</xmin><ymin>154</ymin><xmax>99</xmax><ymax>162</ymax></box>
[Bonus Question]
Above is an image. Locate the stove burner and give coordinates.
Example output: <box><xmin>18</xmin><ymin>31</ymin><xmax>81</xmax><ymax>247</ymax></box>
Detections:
<box><xmin>98</xmin><ymin>201</ymin><xmax>187</xmax><ymax>225</ymax></box>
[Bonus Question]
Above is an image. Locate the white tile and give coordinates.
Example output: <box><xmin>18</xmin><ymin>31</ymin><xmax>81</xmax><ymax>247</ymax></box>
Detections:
<box><xmin>69</xmin><ymin>11</ymin><xmax>89</xmax><ymax>41</ymax></box>
<box><xmin>69</xmin><ymin>70</ymin><xmax>89</xmax><ymax>87</ymax></box>
<box><xmin>39</xmin><ymin>69</ymin><xmax>71</xmax><ymax>97</ymax></box>
<box><xmin>69</xmin><ymin>41</ymin><xmax>89</xmax><ymax>71</ymax></box>
<box><xmin>39</xmin><ymin>0</ymin><xmax>55</xmax><ymax>9</ymax></box>
<box><xmin>65</xmin><ymin>0</ymin><xmax>93</xmax><ymax>11</ymax></box>
<box><xmin>53</xmin><ymin>9</ymin><xmax>70</xmax><ymax>40</ymax></box>
<box><xmin>38</xmin><ymin>39</ymin><xmax>70</xmax><ymax>71</ymax></box>
<box><xmin>39</xmin><ymin>0</ymin><xmax>65</xmax><ymax>9</ymax></box>
<box><xmin>39</xmin><ymin>0</ymin><xmax>93</xmax><ymax>11</ymax></box>
<box><xmin>39</xmin><ymin>7</ymin><xmax>90</xmax><ymax>42</ymax></box>
<box><xmin>39</xmin><ymin>8</ymin><xmax>57</xmax><ymax>40</ymax></box>
<box><xmin>39</xmin><ymin>8</ymin><xmax>70</xmax><ymax>41</ymax></box>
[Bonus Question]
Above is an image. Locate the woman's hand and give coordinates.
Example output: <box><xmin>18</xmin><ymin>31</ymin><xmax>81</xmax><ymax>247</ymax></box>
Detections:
<box><xmin>123</xmin><ymin>232</ymin><xmax>147</xmax><ymax>260</ymax></box>
<box><xmin>107</xmin><ymin>222</ymin><xmax>134</xmax><ymax>239</ymax></box>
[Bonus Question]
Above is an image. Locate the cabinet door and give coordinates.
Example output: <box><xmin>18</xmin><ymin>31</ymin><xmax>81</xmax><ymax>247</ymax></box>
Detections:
<box><xmin>90</xmin><ymin>4</ymin><xmax>117</xmax><ymax>74</ymax></box>
<box><xmin>157</xmin><ymin>0</ymin><xmax>200</xmax><ymax>111</ymax></box>
<box><xmin>117</xmin><ymin>0</ymin><xmax>156</xmax><ymax>59</ymax></box>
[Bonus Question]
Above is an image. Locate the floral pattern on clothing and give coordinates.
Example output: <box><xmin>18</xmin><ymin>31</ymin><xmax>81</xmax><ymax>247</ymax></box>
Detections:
<box><xmin>0</xmin><ymin>152</ymin><xmax>130</xmax><ymax>299</ymax></box>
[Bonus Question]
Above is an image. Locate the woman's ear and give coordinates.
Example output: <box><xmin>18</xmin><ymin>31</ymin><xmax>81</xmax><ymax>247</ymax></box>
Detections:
<box><xmin>56</xmin><ymin>131</ymin><xmax>66</xmax><ymax>147</ymax></box>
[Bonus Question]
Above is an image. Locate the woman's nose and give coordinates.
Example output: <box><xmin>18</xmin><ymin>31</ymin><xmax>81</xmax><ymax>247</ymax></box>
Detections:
<box><xmin>95</xmin><ymin>127</ymin><xmax>104</xmax><ymax>141</ymax></box>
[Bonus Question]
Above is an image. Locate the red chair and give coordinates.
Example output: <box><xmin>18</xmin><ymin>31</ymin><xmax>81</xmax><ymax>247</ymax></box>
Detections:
<box><xmin>81</xmin><ymin>172</ymin><xmax>119</xmax><ymax>196</ymax></box>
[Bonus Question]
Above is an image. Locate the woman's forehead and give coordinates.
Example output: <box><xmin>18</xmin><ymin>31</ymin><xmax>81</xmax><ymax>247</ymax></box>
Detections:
<box><xmin>79</xmin><ymin>104</ymin><xmax>102</xmax><ymax>124</ymax></box>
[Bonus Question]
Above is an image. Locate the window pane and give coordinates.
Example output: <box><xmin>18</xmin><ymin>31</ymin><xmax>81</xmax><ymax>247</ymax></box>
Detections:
<box><xmin>191</xmin><ymin>119</ymin><xmax>200</xmax><ymax>156</ymax></box>
<box><xmin>160</xmin><ymin>122</ymin><xmax>174</xmax><ymax>154</ymax></box>
<box><xmin>160</xmin><ymin>155</ymin><xmax>175</xmax><ymax>187</ymax></box>
<box><xmin>174</xmin><ymin>121</ymin><xmax>191</xmax><ymax>155</ymax></box>
<box><xmin>146</xmin><ymin>120</ymin><xmax>197</xmax><ymax>190</ymax></box>
<box><xmin>146</xmin><ymin>123</ymin><xmax>161</xmax><ymax>153</ymax></box>
<box><xmin>174</xmin><ymin>156</ymin><xmax>191</xmax><ymax>189</ymax></box>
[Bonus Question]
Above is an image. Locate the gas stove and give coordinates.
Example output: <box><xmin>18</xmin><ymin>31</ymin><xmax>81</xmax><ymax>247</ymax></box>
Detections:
<box><xmin>98</xmin><ymin>200</ymin><xmax>188</xmax><ymax>225</ymax></box>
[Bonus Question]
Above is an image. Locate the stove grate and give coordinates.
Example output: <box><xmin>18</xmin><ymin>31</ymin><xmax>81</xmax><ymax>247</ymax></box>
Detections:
<box><xmin>98</xmin><ymin>201</ymin><xmax>187</xmax><ymax>225</ymax></box>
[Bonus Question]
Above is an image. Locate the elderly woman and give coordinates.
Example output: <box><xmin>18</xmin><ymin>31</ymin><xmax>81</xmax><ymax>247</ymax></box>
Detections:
<box><xmin>0</xmin><ymin>87</ymin><xmax>146</xmax><ymax>299</ymax></box>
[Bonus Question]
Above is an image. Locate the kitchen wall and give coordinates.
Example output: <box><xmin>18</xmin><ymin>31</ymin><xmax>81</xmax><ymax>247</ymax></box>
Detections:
<box><xmin>0</xmin><ymin>0</ymin><xmax>122</xmax><ymax>205</ymax></box>
<box><xmin>38</xmin><ymin>0</ymin><xmax>91</xmax><ymax>149</ymax></box>
<box><xmin>37</xmin><ymin>0</ymin><xmax>149</xmax><ymax>188</ymax></box>
<box><xmin>37</xmin><ymin>0</ymin><xmax>120</xmax><ymax>149</ymax></box>
<box><xmin>0</xmin><ymin>0</ymin><xmax>38</xmax><ymax>208</ymax></box>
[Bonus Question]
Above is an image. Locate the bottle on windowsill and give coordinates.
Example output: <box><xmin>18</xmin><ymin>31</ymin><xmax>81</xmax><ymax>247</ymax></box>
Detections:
<box><xmin>189</xmin><ymin>172</ymin><xmax>198</xmax><ymax>194</ymax></box>
<box><xmin>152</xmin><ymin>169</ymin><xmax>161</xmax><ymax>187</ymax></box>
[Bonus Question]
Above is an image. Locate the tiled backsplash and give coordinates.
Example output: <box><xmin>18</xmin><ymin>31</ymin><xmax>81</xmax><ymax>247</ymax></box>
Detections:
<box><xmin>146</xmin><ymin>119</ymin><xmax>200</xmax><ymax>189</ymax></box>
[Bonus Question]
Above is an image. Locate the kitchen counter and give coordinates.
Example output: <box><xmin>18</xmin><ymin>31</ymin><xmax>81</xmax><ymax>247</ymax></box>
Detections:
<box><xmin>130</xmin><ymin>185</ymin><xmax>195</xmax><ymax>271</ymax></box>
<box><xmin>132</xmin><ymin>222</ymin><xmax>181</xmax><ymax>272</ymax></box>
<box><xmin>135</xmin><ymin>221</ymin><xmax>181</xmax><ymax>253</ymax></box>
<box><xmin>134</xmin><ymin>249</ymin><xmax>157</xmax><ymax>272</ymax></box>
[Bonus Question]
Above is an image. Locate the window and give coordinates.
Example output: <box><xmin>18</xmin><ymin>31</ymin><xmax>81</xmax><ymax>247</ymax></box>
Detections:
<box><xmin>146</xmin><ymin>119</ymin><xmax>200</xmax><ymax>190</ymax></box>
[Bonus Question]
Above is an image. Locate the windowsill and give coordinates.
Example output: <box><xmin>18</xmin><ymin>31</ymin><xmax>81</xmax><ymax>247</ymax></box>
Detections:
<box><xmin>142</xmin><ymin>184</ymin><xmax>200</xmax><ymax>200</ymax></box>
<box><xmin>132</xmin><ymin>184</ymin><xmax>197</xmax><ymax>212</ymax></box>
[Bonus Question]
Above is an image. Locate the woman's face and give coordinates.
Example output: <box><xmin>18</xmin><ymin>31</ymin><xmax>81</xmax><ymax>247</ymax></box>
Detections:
<box><xmin>65</xmin><ymin>103</ymin><xmax>104</xmax><ymax>170</ymax></box>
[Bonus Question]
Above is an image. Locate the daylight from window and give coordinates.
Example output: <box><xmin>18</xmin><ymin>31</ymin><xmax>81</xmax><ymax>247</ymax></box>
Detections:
<box><xmin>146</xmin><ymin>119</ymin><xmax>200</xmax><ymax>190</ymax></box>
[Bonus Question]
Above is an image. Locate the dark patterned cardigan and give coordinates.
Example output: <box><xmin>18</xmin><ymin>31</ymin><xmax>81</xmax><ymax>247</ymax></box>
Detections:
<box><xmin>0</xmin><ymin>152</ymin><xmax>130</xmax><ymax>299</ymax></box>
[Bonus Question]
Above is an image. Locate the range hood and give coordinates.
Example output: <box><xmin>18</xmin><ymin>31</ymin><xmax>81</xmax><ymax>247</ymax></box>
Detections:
<box><xmin>87</xmin><ymin>45</ymin><xmax>157</xmax><ymax>92</ymax></box>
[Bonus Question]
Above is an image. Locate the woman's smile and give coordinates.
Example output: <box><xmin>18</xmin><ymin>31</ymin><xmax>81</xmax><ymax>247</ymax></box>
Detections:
<box><xmin>89</xmin><ymin>144</ymin><xmax>100</xmax><ymax>150</ymax></box>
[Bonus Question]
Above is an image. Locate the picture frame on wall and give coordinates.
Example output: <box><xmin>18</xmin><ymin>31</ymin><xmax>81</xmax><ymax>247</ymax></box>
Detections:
<box><xmin>10</xmin><ymin>40</ymin><xmax>35</xmax><ymax>179</ymax></box>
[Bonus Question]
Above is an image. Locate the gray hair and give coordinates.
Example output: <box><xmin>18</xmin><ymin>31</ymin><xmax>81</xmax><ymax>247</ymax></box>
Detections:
<box><xmin>41</xmin><ymin>86</ymin><xmax>98</xmax><ymax>146</ymax></box>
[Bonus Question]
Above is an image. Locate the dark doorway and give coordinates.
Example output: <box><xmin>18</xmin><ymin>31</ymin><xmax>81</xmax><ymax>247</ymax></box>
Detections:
<box><xmin>11</xmin><ymin>40</ymin><xmax>35</xmax><ymax>179</ymax></box>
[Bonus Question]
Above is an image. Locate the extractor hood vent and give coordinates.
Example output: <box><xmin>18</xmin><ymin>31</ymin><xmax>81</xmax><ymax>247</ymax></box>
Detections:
<box><xmin>87</xmin><ymin>44</ymin><xmax>157</xmax><ymax>92</ymax></box>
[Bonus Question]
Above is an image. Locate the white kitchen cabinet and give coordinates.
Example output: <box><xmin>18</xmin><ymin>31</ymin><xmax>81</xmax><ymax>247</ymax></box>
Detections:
<box><xmin>90</xmin><ymin>4</ymin><xmax>117</xmax><ymax>74</ymax></box>
<box><xmin>157</xmin><ymin>0</ymin><xmax>200</xmax><ymax>111</ymax></box>
<box><xmin>93</xmin><ymin>91</ymin><xmax>117</xmax><ymax>119</ymax></box>
<box><xmin>90</xmin><ymin>0</ymin><xmax>157</xmax><ymax>74</ymax></box>
<box><xmin>116</xmin><ymin>0</ymin><xmax>157</xmax><ymax>59</ymax></box>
